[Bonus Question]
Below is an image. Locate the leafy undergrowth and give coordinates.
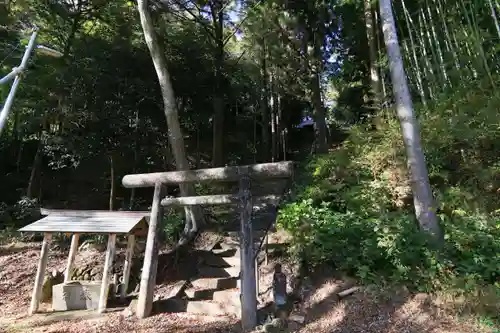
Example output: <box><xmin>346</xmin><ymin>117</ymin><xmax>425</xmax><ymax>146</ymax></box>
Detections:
<box><xmin>278</xmin><ymin>80</ymin><xmax>500</xmax><ymax>322</ymax></box>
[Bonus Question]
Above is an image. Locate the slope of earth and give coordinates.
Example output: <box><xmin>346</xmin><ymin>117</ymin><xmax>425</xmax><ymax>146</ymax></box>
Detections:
<box><xmin>0</xmin><ymin>240</ymin><xmax>496</xmax><ymax>333</ymax></box>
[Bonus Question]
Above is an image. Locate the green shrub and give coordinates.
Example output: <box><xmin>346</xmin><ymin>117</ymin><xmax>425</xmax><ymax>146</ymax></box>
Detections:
<box><xmin>161</xmin><ymin>208</ymin><xmax>185</xmax><ymax>243</ymax></box>
<box><xmin>278</xmin><ymin>80</ymin><xmax>500</xmax><ymax>293</ymax></box>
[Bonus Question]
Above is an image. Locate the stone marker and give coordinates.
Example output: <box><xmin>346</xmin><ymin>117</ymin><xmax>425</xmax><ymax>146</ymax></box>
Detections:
<box><xmin>52</xmin><ymin>281</ymin><xmax>103</xmax><ymax>311</ymax></box>
<box><xmin>272</xmin><ymin>263</ymin><xmax>287</xmax><ymax>316</ymax></box>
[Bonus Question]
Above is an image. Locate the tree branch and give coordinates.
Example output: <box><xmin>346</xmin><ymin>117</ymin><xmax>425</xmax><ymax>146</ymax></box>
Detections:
<box><xmin>157</xmin><ymin>0</ymin><xmax>216</xmax><ymax>40</ymax></box>
<box><xmin>222</xmin><ymin>0</ymin><xmax>264</xmax><ymax>47</ymax></box>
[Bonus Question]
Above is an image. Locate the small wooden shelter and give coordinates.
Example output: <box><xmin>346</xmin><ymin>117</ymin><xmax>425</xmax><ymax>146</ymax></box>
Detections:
<box><xmin>19</xmin><ymin>208</ymin><xmax>150</xmax><ymax>315</ymax></box>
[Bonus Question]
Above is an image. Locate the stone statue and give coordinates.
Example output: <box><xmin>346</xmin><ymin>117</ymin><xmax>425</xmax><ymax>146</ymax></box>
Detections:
<box><xmin>272</xmin><ymin>263</ymin><xmax>287</xmax><ymax>318</ymax></box>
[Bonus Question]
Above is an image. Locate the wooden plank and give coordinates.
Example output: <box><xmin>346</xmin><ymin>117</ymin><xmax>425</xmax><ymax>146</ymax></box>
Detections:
<box><xmin>29</xmin><ymin>233</ymin><xmax>52</xmax><ymax>315</ymax></box>
<box><xmin>122</xmin><ymin>161</ymin><xmax>293</xmax><ymax>188</ymax></box>
<box><xmin>121</xmin><ymin>234</ymin><xmax>135</xmax><ymax>300</ymax></box>
<box><xmin>161</xmin><ymin>194</ymin><xmax>281</xmax><ymax>207</ymax></box>
<box><xmin>136</xmin><ymin>183</ymin><xmax>165</xmax><ymax>319</ymax></box>
<box><xmin>238</xmin><ymin>171</ymin><xmax>257</xmax><ymax>332</ymax></box>
<box><xmin>40</xmin><ymin>208</ymin><xmax>150</xmax><ymax>218</ymax></box>
<box><xmin>64</xmin><ymin>233</ymin><xmax>80</xmax><ymax>283</ymax></box>
<box><xmin>98</xmin><ymin>233</ymin><xmax>116</xmax><ymax>313</ymax></box>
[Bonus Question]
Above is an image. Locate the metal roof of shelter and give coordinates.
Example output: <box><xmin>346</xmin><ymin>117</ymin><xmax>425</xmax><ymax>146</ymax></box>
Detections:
<box><xmin>18</xmin><ymin>209</ymin><xmax>150</xmax><ymax>234</ymax></box>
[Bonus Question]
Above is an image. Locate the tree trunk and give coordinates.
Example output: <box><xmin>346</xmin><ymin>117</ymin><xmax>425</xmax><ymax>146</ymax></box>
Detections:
<box><xmin>364</xmin><ymin>0</ymin><xmax>382</xmax><ymax>105</ymax></box>
<box><xmin>270</xmin><ymin>72</ymin><xmax>277</xmax><ymax>162</ymax></box>
<box><xmin>487</xmin><ymin>0</ymin><xmax>500</xmax><ymax>40</ymax></box>
<box><xmin>420</xmin><ymin>9</ymin><xmax>444</xmax><ymax>90</ymax></box>
<box><xmin>374</xmin><ymin>8</ymin><xmax>388</xmax><ymax>102</ymax></box>
<box><xmin>417</xmin><ymin>10</ymin><xmax>436</xmax><ymax>98</ymax></box>
<box><xmin>281</xmin><ymin>127</ymin><xmax>287</xmax><ymax>161</ymax></box>
<box><xmin>260</xmin><ymin>40</ymin><xmax>270</xmax><ymax>162</ymax></box>
<box><xmin>109</xmin><ymin>154</ymin><xmax>115</xmax><ymax>211</ymax></box>
<box><xmin>462</xmin><ymin>0</ymin><xmax>495</xmax><ymax>87</ymax></box>
<box><xmin>129</xmin><ymin>110</ymin><xmax>140</xmax><ymax>210</ymax></box>
<box><xmin>425</xmin><ymin>2</ymin><xmax>449</xmax><ymax>87</ymax></box>
<box><xmin>16</xmin><ymin>140</ymin><xmax>24</xmax><ymax>174</ymax></box>
<box><xmin>196</xmin><ymin>117</ymin><xmax>201</xmax><ymax>168</ymax></box>
<box><xmin>309</xmin><ymin>31</ymin><xmax>329</xmax><ymax>154</ymax></box>
<box><xmin>137</xmin><ymin>0</ymin><xmax>205</xmax><ymax>241</ymax></box>
<box><xmin>253</xmin><ymin>114</ymin><xmax>257</xmax><ymax>163</ymax></box>
<box><xmin>310</xmin><ymin>71</ymin><xmax>328</xmax><ymax>154</ymax></box>
<box><xmin>277</xmin><ymin>94</ymin><xmax>285</xmax><ymax>160</ymax></box>
<box><xmin>435</xmin><ymin>0</ymin><xmax>460</xmax><ymax>72</ymax></box>
<box><xmin>212</xmin><ymin>95</ymin><xmax>224</xmax><ymax>167</ymax></box>
<box><xmin>211</xmin><ymin>0</ymin><xmax>225</xmax><ymax>167</ymax></box>
<box><xmin>379</xmin><ymin>0</ymin><xmax>442</xmax><ymax>241</ymax></box>
<box><xmin>401</xmin><ymin>0</ymin><xmax>427</xmax><ymax>108</ymax></box>
<box><xmin>27</xmin><ymin>139</ymin><xmax>43</xmax><ymax>199</ymax></box>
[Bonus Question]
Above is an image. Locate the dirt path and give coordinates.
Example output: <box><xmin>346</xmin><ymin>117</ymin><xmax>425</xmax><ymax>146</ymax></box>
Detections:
<box><xmin>0</xmin><ymin>242</ymin><xmax>496</xmax><ymax>333</ymax></box>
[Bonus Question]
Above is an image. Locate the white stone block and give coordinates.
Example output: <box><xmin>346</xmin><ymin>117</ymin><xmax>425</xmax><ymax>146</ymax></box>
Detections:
<box><xmin>52</xmin><ymin>281</ymin><xmax>105</xmax><ymax>311</ymax></box>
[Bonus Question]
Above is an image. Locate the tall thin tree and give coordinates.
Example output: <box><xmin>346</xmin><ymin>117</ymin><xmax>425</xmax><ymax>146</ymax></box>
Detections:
<box><xmin>379</xmin><ymin>0</ymin><xmax>442</xmax><ymax>241</ymax></box>
<box><xmin>401</xmin><ymin>0</ymin><xmax>427</xmax><ymax>108</ymax></box>
<box><xmin>136</xmin><ymin>0</ymin><xmax>205</xmax><ymax>243</ymax></box>
<box><xmin>364</xmin><ymin>0</ymin><xmax>382</xmax><ymax>105</ymax></box>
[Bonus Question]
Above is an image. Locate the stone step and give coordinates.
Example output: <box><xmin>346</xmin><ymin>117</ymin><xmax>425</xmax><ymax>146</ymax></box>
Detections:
<box><xmin>186</xmin><ymin>300</ymin><xmax>240</xmax><ymax>317</ymax></box>
<box><xmin>219</xmin><ymin>241</ymin><xmax>261</xmax><ymax>252</ymax></box>
<box><xmin>190</xmin><ymin>277</ymin><xmax>238</xmax><ymax>291</ymax></box>
<box><xmin>197</xmin><ymin>266</ymin><xmax>240</xmax><ymax>278</ymax></box>
<box><xmin>219</xmin><ymin>232</ymin><xmax>269</xmax><ymax>249</ymax></box>
<box><xmin>201</xmin><ymin>254</ymin><xmax>240</xmax><ymax>268</ymax></box>
<box><xmin>212</xmin><ymin>288</ymin><xmax>241</xmax><ymax>305</ymax></box>
<box><xmin>184</xmin><ymin>288</ymin><xmax>215</xmax><ymax>299</ymax></box>
<box><xmin>212</xmin><ymin>248</ymin><xmax>238</xmax><ymax>257</ymax></box>
<box><xmin>219</xmin><ymin>237</ymin><xmax>240</xmax><ymax>250</ymax></box>
<box><xmin>219</xmin><ymin>224</ymin><xmax>276</xmax><ymax>232</ymax></box>
<box><xmin>224</xmin><ymin>231</ymin><xmax>268</xmax><ymax>240</ymax></box>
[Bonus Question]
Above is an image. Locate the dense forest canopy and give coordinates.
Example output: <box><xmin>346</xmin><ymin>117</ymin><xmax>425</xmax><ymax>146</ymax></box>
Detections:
<box><xmin>0</xmin><ymin>0</ymin><xmax>499</xmax><ymax>309</ymax></box>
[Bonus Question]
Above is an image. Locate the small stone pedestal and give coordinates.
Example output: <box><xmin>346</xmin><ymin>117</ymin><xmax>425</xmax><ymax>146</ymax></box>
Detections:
<box><xmin>52</xmin><ymin>281</ymin><xmax>106</xmax><ymax>311</ymax></box>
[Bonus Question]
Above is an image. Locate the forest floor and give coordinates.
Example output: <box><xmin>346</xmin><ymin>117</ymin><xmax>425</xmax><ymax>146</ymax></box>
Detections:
<box><xmin>0</xmin><ymin>239</ymin><xmax>497</xmax><ymax>333</ymax></box>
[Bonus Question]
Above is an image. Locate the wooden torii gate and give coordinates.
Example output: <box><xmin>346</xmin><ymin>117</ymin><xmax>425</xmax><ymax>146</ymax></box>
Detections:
<box><xmin>122</xmin><ymin>161</ymin><xmax>292</xmax><ymax>332</ymax></box>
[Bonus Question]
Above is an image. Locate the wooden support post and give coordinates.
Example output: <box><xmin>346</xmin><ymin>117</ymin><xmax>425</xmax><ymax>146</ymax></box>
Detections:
<box><xmin>137</xmin><ymin>183</ymin><xmax>164</xmax><ymax>319</ymax></box>
<box><xmin>98</xmin><ymin>233</ymin><xmax>116</xmax><ymax>313</ymax></box>
<box><xmin>265</xmin><ymin>234</ymin><xmax>269</xmax><ymax>266</ymax></box>
<box><xmin>111</xmin><ymin>274</ymin><xmax>118</xmax><ymax>298</ymax></box>
<box><xmin>64</xmin><ymin>233</ymin><xmax>80</xmax><ymax>283</ymax></box>
<box><xmin>239</xmin><ymin>171</ymin><xmax>257</xmax><ymax>332</ymax></box>
<box><xmin>29</xmin><ymin>232</ymin><xmax>52</xmax><ymax>315</ymax></box>
<box><xmin>255</xmin><ymin>256</ymin><xmax>259</xmax><ymax>299</ymax></box>
<box><xmin>121</xmin><ymin>234</ymin><xmax>135</xmax><ymax>300</ymax></box>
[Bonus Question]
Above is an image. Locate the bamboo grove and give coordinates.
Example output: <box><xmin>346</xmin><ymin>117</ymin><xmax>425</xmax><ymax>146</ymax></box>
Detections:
<box><xmin>367</xmin><ymin>0</ymin><xmax>499</xmax><ymax>108</ymax></box>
